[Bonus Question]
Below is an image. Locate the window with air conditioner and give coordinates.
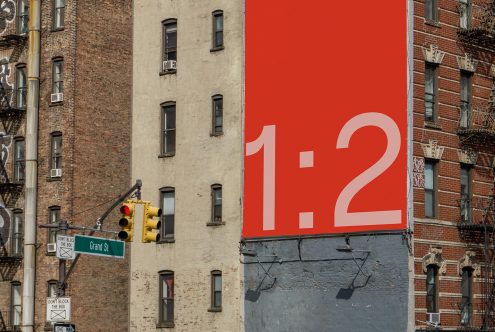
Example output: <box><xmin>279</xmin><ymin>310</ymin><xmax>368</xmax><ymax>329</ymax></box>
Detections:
<box><xmin>51</xmin><ymin>58</ymin><xmax>64</xmax><ymax>103</ymax></box>
<box><xmin>50</xmin><ymin>133</ymin><xmax>62</xmax><ymax>177</ymax></box>
<box><xmin>47</xmin><ymin>206</ymin><xmax>60</xmax><ymax>253</ymax></box>
<box><xmin>162</xmin><ymin>19</ymin><xmax>177</xmax><ymax>73</ymax></box>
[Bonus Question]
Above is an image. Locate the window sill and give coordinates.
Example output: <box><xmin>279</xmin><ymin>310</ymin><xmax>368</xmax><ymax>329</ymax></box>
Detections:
<box><xmin>424</xmin><ymin>20</ymin><xmax>441</xmax><ymax>28</ymax></box>
<box><xmin>210</xmin><ymin>46</ymin><xmax>225</xmax><ymax>53</ymax></box>
<box><xmin>157</xmin><ymin>238</ymin><xmax>175</xmax><ymax>244</ymax></box>
<box><xmin>207</xmin><ymin>221</ymin><xmax>225</xmax><ymax>227</ymax></box>
<box><xmin>46</xmin><ymin>251</ymin><xmax>56</xmax><ymax>256</ymax></box>
<box><xmin>208</xmin><ymin>307</ymin><xmax>222</xmax><ymax>312</ymax></box>
<box><xmin>424</xmin><ymin>121</ymin><xmax>442</xmax><ymax>130</ymax></box>
<box><xmin>210</xmin><ymin>132</ymin><xmax>224</xmax><ymax>137</ymax></box>
<box><xmin>159</xmin><ymin>70</ymin><xmax>177</xmax><ymax>76</ymax></box>
<box><xmin>158</xmin><ymin>153</ymin><xmax>175</xmax><ymax>158</ymax></box>
<box><xmin>50</xmin><ymin>27</ymin><xmax>65</xmax><ymax>32</ymax></box>
<box><xmin>156</xmin><ymin>322</ymin><xmax>175</xmax><ymax>329</ymax></box>
<box><xmin>49</xmin><ymin>101</ymin><xmax>64</xmax><ymax>107</ymax></box>
<box><xmin>46</xmin><ymin>176</ymin><xmax>62</xmax><ymax>182</ymax></box>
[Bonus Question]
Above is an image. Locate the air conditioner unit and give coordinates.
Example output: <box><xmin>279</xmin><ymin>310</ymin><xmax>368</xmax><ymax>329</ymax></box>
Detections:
<box><xmin>427</xmin><ymin>312</ymin><xmax>440</xmax><ymax>326</ymax></box>
<box><xmin>50</xmin><ymin>168</ymin><xmax>62</xmax><ymax>178</ymax></box>
<box><xmin>51</xmin><ymin>92</ymin><xmax>64</xmax><ymax>103</ymax></box>
<box><xmin>163</xmin><ymin>60</ymin><xmax>177</xmax><ymax>71</ymax></box>
<box><xmin>47</xmin><ymin>243</ymin><xmax>57</xmax><ymax>253</ymax></box>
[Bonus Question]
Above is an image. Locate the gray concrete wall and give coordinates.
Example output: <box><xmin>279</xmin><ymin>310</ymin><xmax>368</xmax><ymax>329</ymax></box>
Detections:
<box><xmin>243</xmin><ymin>234</ymin><xmax>409</xmax><ymax>332</ymax></box>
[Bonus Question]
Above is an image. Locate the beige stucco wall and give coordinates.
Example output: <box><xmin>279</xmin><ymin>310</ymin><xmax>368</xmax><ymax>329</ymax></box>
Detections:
<box><xmin>131</xmin><ymin>0</ymin><xmax>243</xmax><ymax>331</ymax></box>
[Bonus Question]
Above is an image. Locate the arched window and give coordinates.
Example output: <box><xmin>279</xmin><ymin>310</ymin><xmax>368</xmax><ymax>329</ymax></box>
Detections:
<box><xmin>210</xmin><ymin>270</ymin><xmax>222</xmax><ymax>311</ymax></box>
<box><xmin>211</xmin><ymin>10</ymin><xmax>224</xmax><ymax>50</ymax></box>
<box><xmin>160</xmin><ymin>102</ymin><xmax>176</xmax><ymax>156</ymax></box>
<box><xmin>461</xmin><ymin>267</ymin><xmax>473</xmax><ymax>326</ymax></box>
<box><xmin>11</xmin><ymin>209</ymin><xmax>23</xmax><ymax>256</ymax></box>
<box><xmin>160</xmin><ymin>187</ymin><xmax>175</xmax><ymax>239</ymax></box>
<box><xmin>212</xmin><ymin>94</ymin><xmax>223</xmax><ymax>135</ymax></box>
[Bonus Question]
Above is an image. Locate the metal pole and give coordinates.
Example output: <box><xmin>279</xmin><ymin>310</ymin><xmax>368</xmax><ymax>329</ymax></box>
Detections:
<box><xmin>22</xmin><ymin>1</ymin><xmax>40</xmax><ymax>331</ymax></box>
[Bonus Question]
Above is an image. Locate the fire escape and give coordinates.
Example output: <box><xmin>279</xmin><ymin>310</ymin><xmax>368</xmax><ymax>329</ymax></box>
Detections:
<box><xmin>456</xmin><ymin>2</ymin><xmax>495</xmax><ymax>330</ymax></box>
<box><xmin>0</xmin><ymin>13</ymin><xmax>27</xmax><ymax>332</ymax></box>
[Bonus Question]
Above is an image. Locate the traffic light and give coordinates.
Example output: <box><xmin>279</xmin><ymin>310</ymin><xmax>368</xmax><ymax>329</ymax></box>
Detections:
<box><xmin>142</xmin><ymin>202</ymin><xmax>162</xmax><ymax>242</ymax></box>
<box><xmin>118</xmin><ymin>201</ymin><xmax>135</xmax><ymax>242</ymax></box>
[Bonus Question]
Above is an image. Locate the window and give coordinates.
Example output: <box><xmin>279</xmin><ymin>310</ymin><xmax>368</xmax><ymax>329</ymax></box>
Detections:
<box><xmin>425</xmin><ymin>63</ymin><xmax>438</xmax><ymax>123</ymax></box>
<box><xmin>211</xmin><ymin>184</ymin><xmax>222</xmax><ymax>223</ymax></box>
<box><xmin>212</xmin><ymin>10</ymin><xmax>224</xmax><ymax>50</ymax></box>
<box><xmin>426</xmin><ymin>265</ymin><xmax>438</xmax><ymax>313</ymax></box>
<box><xmin>160</xmin><ymin>187</ymin><xmax>175</xmax><ymax>239</ymax></box>
<box><xmin>160</xmin><ymin>103</ymin><xmax>176</xmax><ymax>155</ymax></box>
<box><xmin>52</xmin><ymin>58</ymin><xmax>64</xmax><ymax>95</ymax></box>
<box><xmin>11</xmin><ymin>210</ymin><xmax>23</xmax><ymax>256</ymax></box>
<box><xmin>159</xmin><ymin>271</ymin><xmax>174</xmax><ymax>326</ymax></box>
<box><xmin>460</xmin><ymin>165</ymin><xmax>472</xmax><ymax>223</ymax></box>
<box><xmin>48</xmin><ymin>280</ymin><xmax>58</xmax><ymax>298</ymax></box>
<box><xmin>50</xmin><ymin>133</ymin><xmax>62</xmax><ymax>173</ymax></box>
<box><xmin>16</xmin><ymin>64</ymin><xmax>26</xmax><ymax>109</ymax></box>
<box><xmin>210</xmin><ymin>271</ymin><xmax>222</xmax><ymax>311</ymax></box>
<box><xmin>425</xmin><ymin>0</ymin><xmax>437</xmax><ymax>22</ymax></box>
<box><xmin>460</xmin><ymin>71</ymin><xmax>472</xmax><ymax>128</ymax></box>
<box><xmin>17</xmin><ymin>0</ymin><xmax>28</xmax><ymax>35</ymax></box>
<box><xmin>460</xmin><ymin>0</ymin><xmax>471</xmax><ymax>29</ymax></box>
<box><xmin>212</xmin><ymin>95</ymin><xmax>223</xmax><ymax>135</ymax></box>
<box><xmin>13</xmin><ymin>137</ymin><xmax>25</xmax><ymax>183</ymax></box>
<box><xmin>53</xmin><ymin>0</ymin><xmax>65</xmax><ymax>29</ymax></box>
<box><xmin>48</xmin><ymin>206</ymin><xmax>60</xmax><ymax>245</ymax></box>
<box><xmin>424</xmin><ymin>160</ymin><xmax>437</xmax><ymax>218</ymax></box>
<box><xmin>461</xmin><ymin>267</ymin><xmax>473</xmax><ymax>326</ymax></box>
<box><xmin>162</xmin><ymin>19</ymin><xmax>177</xmax><ymax>70</ymax></box>
<box><xmin>10</xmin><ymin>282</ymin><xmax>21</xmax><ymax>327</ymax></box>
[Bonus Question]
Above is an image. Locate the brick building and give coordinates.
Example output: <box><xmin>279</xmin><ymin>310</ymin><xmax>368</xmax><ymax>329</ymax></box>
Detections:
<box><xmin>414</xmin><ymin>0</ymin><xmax>495</xmax><ymax>330</ymax></box>
<box><xmin>0</xmin><ymin>0</ymin><xmax>131</xmax><ymax>331</ymax></box>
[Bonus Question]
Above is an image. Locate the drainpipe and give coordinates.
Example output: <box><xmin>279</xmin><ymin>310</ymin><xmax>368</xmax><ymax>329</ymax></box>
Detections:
<box><xmin>22</xmin><ymin>1</ymin><xmax>40</xmax><ymax>331</ymax></box>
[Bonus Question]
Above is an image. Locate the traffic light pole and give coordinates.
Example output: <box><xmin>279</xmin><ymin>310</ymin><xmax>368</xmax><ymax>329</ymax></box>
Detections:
<box><xmin>38</xmin><ymin>180</ymin><xmax>142</xmax><ymax>296</ymax></box>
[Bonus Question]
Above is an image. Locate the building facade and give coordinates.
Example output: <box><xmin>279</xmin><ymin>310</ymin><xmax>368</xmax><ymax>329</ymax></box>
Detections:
<box><xmin>414</xmin><ymin>0</ymin><xmax>495</xmax><ymax>330</ymax></box>
<box><xmin>0</xmin><ymin>0</ymin><xmax>132</xmax><ymax>331</ymax></box>
<box><xmin>131</xmin><ymin>0</ymin><xmax>243</xmax><ymax>331</ymax></box>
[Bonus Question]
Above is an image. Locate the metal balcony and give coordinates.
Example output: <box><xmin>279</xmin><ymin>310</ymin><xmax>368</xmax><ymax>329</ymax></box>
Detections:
<box><xmin>457</xmin><ymin>107</ymin><xmax>495</xmax><ymax>143</ymax></box>
<box><xmin>457</xmin><ymin>197</ymin><xmax>494</xmax><ymax>232</ymax></box>
<box><xmin>0</xmin><ymin>309</ymin><xmax>21</xmax><ymax>332</ymax></box>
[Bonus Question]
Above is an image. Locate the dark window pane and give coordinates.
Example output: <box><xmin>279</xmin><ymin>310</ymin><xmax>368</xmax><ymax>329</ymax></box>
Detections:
<box><xmin>426</xmin><ymin>266</ymin><xmax>437</xmax><ymax>313</ymax></box>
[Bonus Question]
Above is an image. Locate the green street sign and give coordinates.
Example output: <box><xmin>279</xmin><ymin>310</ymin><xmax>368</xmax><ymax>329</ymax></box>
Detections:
<box><xmin>74</xmin><ymin>234</ymin><xmax>125</xmax><ymax>259</ymax></box>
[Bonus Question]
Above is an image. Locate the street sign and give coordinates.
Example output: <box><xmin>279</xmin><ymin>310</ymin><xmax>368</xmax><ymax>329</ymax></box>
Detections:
<box><xmin>46</xmin><ymin>297</ymin><xmax>71</xmax><ymax>322</ymax></box>
<box><xmin>54</xmin><ymin>323</ymin><xmax>75</xmax><ymax>332</ymax></box>
<box><xmin>74</xmin><ymin>234</ymin><xmax>125</xmax><ymax>259</ymax></box>
<box><xmin>56</xmin><ymin>235</ymin><xmax>75</xmax><ymax>260</ymax></box>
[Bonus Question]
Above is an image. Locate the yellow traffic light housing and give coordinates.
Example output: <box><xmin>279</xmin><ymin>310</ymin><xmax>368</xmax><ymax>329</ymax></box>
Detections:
<box><xmin>118</xmin><ymin>201</ymin><xmax>135</xmax><ymax>242</ymax></box>
<box><xmin>142</xmin><ymin>202</ymin><xmax>162</xmax><ymax>242</ymax></box>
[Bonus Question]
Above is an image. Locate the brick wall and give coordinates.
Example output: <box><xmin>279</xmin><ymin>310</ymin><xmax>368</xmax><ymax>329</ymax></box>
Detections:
<box><xmin>413</xmin><ymin>0</ymin><xmax>495</xmax><ymax>329</ymax></box>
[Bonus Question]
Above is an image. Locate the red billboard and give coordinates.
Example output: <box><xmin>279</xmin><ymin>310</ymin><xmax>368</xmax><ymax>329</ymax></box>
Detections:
<box><xmin>243</xmin><ymin>1</ymin><xmax>408</xmax><ymax>238</ymax></box>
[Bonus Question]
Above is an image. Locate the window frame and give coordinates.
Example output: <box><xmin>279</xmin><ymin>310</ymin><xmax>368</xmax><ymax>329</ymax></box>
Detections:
<box><xmin>211</xmin><ymin>10</ymin><xmax>224</xmax><ymax>51</ymax></box>
<box><xmin>424</xmin><ymin>62</ymin><xmax>438</xmax><ymax>123</ymax></box>
<box><xmin>460</xmin><ymin>165</ymin><xmax>472</xmax><ymax>223</ymax></box>
<box><xmin>52</xmin><ymin>0</ymin><xmax>65</xmax><ymax>30</ymax></box>
<box><xmin>425</xmin><ymin>0</ymin><xmax>438</xmax><ymax>23</ymax></box>
<box><xmin>424</xmin><ymin>159</ymin><xmax>437</xmax><ymax>218</ymax></box>
<box><xmin>16</xmin><ymin>0</ymin><xmax>28</xmax><ymax>35</ymax></box>
<box><xmin>212</xmin><ymin>94</ymin><xmax>223</xmax><ymax>135</ymax></box>
<box><xmin>15</xmin><ymin>64</ymin><xmax>27</xmax><ymax>109</ymax></box>
<box><xmin>160</xmin><ymin>102</ymin><xmax>176</xmax><ymax>157</ymax></box>
<box><xmin>13</xmin><ymin>137</ymin><xmax>25</xmax><ymax>183</ymax></box>
<box><xmin>158</xmin><ymin>271</ymin><xmax>174</xmax><ymax>327</ymax></box>
<box><xmin>426</xmin><ymin>264</ymin><xmax>439</xmax><ymax>313</ymax></box>
<box><xmin>210</xmin><ymin>184</ymin><xmax>222</xmax><ymax>224</ymax></box>
<box><xmin>460</xmin><ymin>70</ymin><xmax>473</xmax><ymax>128</ymax></box>
<box><xmin>459</xmin><ymin>0</ymin><xmax>471</xmax><ymax>29</ymax></box>
<box><xmin>460</xmin><ymin>267</ymin><xmax>473</xmax><ymax>326</ymax></box>
<box><xmin>159</xmin><ymin>187</ymin><xmax>175</xmax><ymax>241</ymax></box>
<box><xmin>50</xmin><ymin>132</ymin><xmax>62</xmax><ymax>173</ymax></box>
<box><xmin>209</xmin><ymin>270</ymin><xmax>222</xmax><ymax>312</ymax></box>
<box><xmin>10</xmin><ymin>281</ymin><xmax>21</xmax><ymax>328</ymax></box>
<box><xmin>52</xmin><ymin>58</ymin><xmax>64</xmax><ymax>96</ymax></box>
<box><xmin>47</xmin><ymin>206</ymin><xmax>60</xmax><ymax>247</ymax></box>
<box><xmin>162</xmin><ymin>19</ymin><xmax>177</xmax><ymax>73</ymax></box>
<box><xmin>11</xmin><ymin>209</ymin><xmax>23</xmax><ymax>257</ymax></box>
